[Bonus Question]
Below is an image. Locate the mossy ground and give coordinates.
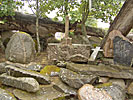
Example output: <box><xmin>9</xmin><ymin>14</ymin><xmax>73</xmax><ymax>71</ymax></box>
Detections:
<box><xmin>40</xmin><ymin>65</ymin><xmax>60</xmax><ymax>75</ymax></box>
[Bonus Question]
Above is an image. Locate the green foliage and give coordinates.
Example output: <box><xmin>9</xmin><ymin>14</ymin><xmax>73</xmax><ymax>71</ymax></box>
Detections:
<box><xmin>91</xmin><ymin>0</ymin><xmax>122</xmax><ymax>23</ymax></box>
<box><xmin>0</xmin><ymin>0</ymin><xmax>23</xmax><ymax>17</ymax></box>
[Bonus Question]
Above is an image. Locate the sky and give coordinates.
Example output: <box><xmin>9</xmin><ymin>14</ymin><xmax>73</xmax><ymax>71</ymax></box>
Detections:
<box><xmin>18</xmin><ymin>1</ymin><xmax>109</xmax><ymax>29</ymax></box>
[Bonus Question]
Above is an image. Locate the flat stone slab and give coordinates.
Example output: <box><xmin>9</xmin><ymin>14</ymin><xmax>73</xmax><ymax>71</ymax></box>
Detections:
<box><xmin>66</xmin><ymin>63</ymin><xmax>133</xmax><ymax>79</ymax></box>
<box><xmin>113</xmin><ymin>36</ymin><xmax>133</xmax><ymax>66</ymax></box>
<box><xmin>0</xmin><ymin>88</ymin><xmax>16</xmax><ymax>100</ymax></box>
<box><xmin>5</xmin><ymin>65</ymin><xmax>51</xmax><ymax>84</ymax></box>
<box><xmin>51</xmin><ymin>77</ymin><xmax>77</xmax><ymax>95</ymax></box>
<box><xmin>47</xmin><ymin>43</ymin><xmax>90</xmax><ymax>62</ymax></box>
<box><xmin>0</xmin><ymin>73</ymin><xmax>39</xmax><ymax>92</ymax></box>
<box><xmin>13</xmin><ymin>85</ymin><xmax>70</xmax><ymax>100</ymax></box>
<box><xmin>59</xmin><ymin>68</ymin><xmax>97</xmax><ymax>89</ymax></box>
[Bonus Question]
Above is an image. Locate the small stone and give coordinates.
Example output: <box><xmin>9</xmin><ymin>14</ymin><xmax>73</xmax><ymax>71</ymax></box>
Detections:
<box><xmin>68</xmin><ymin>54</ymin><xmax>88</xmax><ymax>63</ymax></box>
<box><xmin>99</xmin><ymin>77</ymin><xmax>109</xmax><ymax>83</ymax></box>
<box><xmin>57</xmin><ymin>61</ymin><xmax>67</xmax><ymax>68</ymax></box>
<box><xmin>59</xmin><ymin>68</ymin><xmax>97</xmax><ymax>89</ymax></box>
<box><xmin>0</xmin><ymin>88</ymin><xmax>16</xmax><ymax>100</ymax></box>
<box><xmin>0</xmin><ymin>62</ymin><xmax>6</xmax><ymax>74</ymax></box>
<box><xmin>5</xmin><ymin>65</ymin><xmax>51</xmax><ymax>84</ymax></box>
<box><xmin>78</xmin><ymin>84</ymin><xmax>113</xmax><ymax>100</ymax></box>
<box><xmin>27</xmin><ymin>62</ymin><xmax>42</xmax><ymax>72</ymax></box>
<box><xmin>13</xmin><ymin>85</ymin><xmax>70</xmax><ymax>100</ymax></box>
<box><xmin>0</xmin><ymin>73</ymin><xmax>39</xmax><ymax>92</ymax></box>
<box><xmin>51</xmin><ymin>77</ymin><xmax>77</xmax><ymax>95</ymax></box>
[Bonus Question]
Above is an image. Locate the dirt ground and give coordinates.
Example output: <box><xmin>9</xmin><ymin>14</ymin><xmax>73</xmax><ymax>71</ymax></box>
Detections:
<box><xmin>0</xmin><ymin>51</ymin><xmax>50</xmax><ymax>65</ymax></box>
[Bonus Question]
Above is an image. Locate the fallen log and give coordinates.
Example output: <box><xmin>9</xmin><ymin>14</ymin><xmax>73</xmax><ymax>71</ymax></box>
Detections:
<box><xmin>0</xmin><ymin>12</ymin><xmax>105</xmax><ymax>38</ymax></box>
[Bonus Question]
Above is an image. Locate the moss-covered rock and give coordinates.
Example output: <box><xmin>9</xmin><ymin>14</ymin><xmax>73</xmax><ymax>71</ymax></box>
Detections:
<box><xmin>40</xmin><ymin>65</ymin><xmax>60</xmax><ymax>76</ymax></box>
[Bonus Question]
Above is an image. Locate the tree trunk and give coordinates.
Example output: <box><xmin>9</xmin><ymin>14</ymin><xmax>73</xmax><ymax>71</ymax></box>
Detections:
<box><xmin>101</xmin><ymin>0</ymin><xmax>133</xmax><ymax>57</ymax></box>
<box><xmin>0</xmin><ymin>12</ymin><xmax>105</xmax><ymax>38</ymax></box>
<box><xmin>101</xmin><ymin>0</ymin><xmax>133</xmax><ymax>48</ymax></box>
<box><xmin>36</xmin><ymin>0</ymin><xmax>41</xmax><ymax>53</ymax></box>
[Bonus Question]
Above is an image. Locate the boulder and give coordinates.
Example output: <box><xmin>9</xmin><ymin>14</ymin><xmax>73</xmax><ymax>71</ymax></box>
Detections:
<box><xmin>127</xmin><ymin>82</ymin><xmax>133</xmax><ymax>95</ymax></box>
<box><xmin>78</xmin><ymin>84</ymin><xmax>125</xmax><ymax>100</ymax></box>
<box><xmin>5</xmin><ymin>32</ymin><xmax>36</xmax><ymax>64</ymax></box>
<box><xmin>66</xmin><ymin>63</ymin><xmax>133</xmax><ymax>79</ymax></box>
<box><xmin>0</xmin><ymin>73</ymin><xmax>39</xmax><ymax>92</ymax></box>
<box><xmin>101</xmin><ymin>84</ymin><xmax>125</xmax><ymax>100</ymax></box>
<box><xmin>113</xmin><ymin>36</ymin><xmax>133</xmax><ymax>66</ymax></box>
<box><xmin>13</xmin><ymin>85</ymin><xmax>70</xmax><ymax>100</ymax></box>
<box><xmin>51</xmin><ymin>77</ymin><xmax>77</xmax><ymax>95</ymax></box>
<box><xmin>109</xmin><ymin>79</ymin><xmax>126</xmax><ymax>89</ymax></box>
<box><xmin>0</xmin><ymin>62</ymin><xmax>6</xmax><ymax>74</ymax></box>
<box><xmin>5</xmin><ymin>65</ymin><xmax>51</xmax><ymax>84</ymax></box>
<box><xmin>0</xmin><ymin>88</ymin><xmax>16</xmax><ymax>100</ymax></box>
<box><xmin>59</xmin><ymin>68</ymin><xmax>97</xmax><ymax>89</ymax></box>
<box><xmin>78</xmin><ymin>84</ymin><xmax>113</xmax><ymax>100</ymax></box>
<box><xmin>68</xmin><ymin>54</ymin><xmax>88</xmax><ymax>63</ymax></box>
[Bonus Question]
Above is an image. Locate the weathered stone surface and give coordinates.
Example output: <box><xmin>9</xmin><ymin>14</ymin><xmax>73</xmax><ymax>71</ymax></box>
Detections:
<box><xmin>68</xmin><ymin>54</ymin><xmax>88</xmax><ymax>63</ymax></box>
<box><xmin>51</xmin><ymin>77</ymin><xmax>77</xmax><ymax>95</ymax></box>
<box><xmin>13</xmin><ymin>85</ymin><xmax>70</xmax><ymax>100</ymax></box>
<box><xmin>103</xmin><ymin>30</ymin><xmax>129</xmax><ymax>57</ymax></box>
<box><xmin>59</xmin><ymin>68</ymin><xmax>97</xmax><ymax>89</ymax></box>
<box><xmin>5</xmin><ymin>32</ymin><xmax>36</xmax><ymax>64</ymax></box>
<box><xmin>78</xmin><ymin>84</ymin><xmax>113</xmax><ymax>100</ymax></box>
<box><xmin>0</xmin><ymin>62</ymin><xmax>6</xmax><ymax>74</ymax></box>
<box><xmin>6</xmin><ymin>61</ymin><xmax>42</xmax><ymax>72</ymax></box>
<box><xmin>5</xmin><ymin>65</ymin><xmax>51</xmax><ymax>84</ymax></box>
<box><xmin>0</xmin><ymin>73</ymin><xmax>39</xmax><ymax>92</ymax></box>
<box><xmin>127</xmin><ymin>82</ymin><xmax>133</xmax><ymax>95</ymax></box>
<box><xmin>109</xmin><ymin>79</ymin><xmax>126</xmax><ymax>89</ymax></box>
<box><xmin>26</xmin><ymin>62</ymin><xmax>42</xmax><ymax>72</ymax></box>
<box><xmin>0</xmin><ymin>88</ymin><xmax>16</xmax><ymax>100</ymax></box>
<box><xmin>113</xmin><ymin>36</ymin><xmax>133</xmax><ymax>66</ymax></box>
<box><xmin>101</xmin><ymin>84</ymin><xmax>125</xmax><ymax>100</ymax></box>
<box><xmin>47</xmin><ymin>43</ymin><xmax>90</xmax><ymax>62</ymax></box>
<box><xmin>66</xmin><ymin>63</ymin><xmax>133</xmax><ymax>79</ymax></box>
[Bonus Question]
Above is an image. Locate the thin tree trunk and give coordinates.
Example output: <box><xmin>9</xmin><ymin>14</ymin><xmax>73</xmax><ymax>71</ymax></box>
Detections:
<box><xmin>36</xmin><ymin>0</ymin><xmax>41</xmax><ymax>53</ymax></box>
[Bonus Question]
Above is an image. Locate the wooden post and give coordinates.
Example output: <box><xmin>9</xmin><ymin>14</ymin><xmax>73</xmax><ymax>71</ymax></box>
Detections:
<box><xmin>61</xmin><ymin>16</ymin><xmax>72</xmax><ymax>45</ymax></box>
<box><xmin>65</xmin><ymin>16</ymin><xmax>69</xmax><ymax>39</ymax></box>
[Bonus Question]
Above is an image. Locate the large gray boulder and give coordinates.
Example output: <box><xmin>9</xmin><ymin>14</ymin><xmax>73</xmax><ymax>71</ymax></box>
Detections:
<box><xmin>0</xmin><ymin>73</ymin><xmax>39</xmax><ymax>92</ymax></box>
<box><xmin>5</xmin><ymin>32</ymin><xmax>36</xmax><ymax>64</ymax></box>
<box><xmin>59</xmin><ymin>68</ymin><xmax>97</xmax><ymax>89</ymax></box>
